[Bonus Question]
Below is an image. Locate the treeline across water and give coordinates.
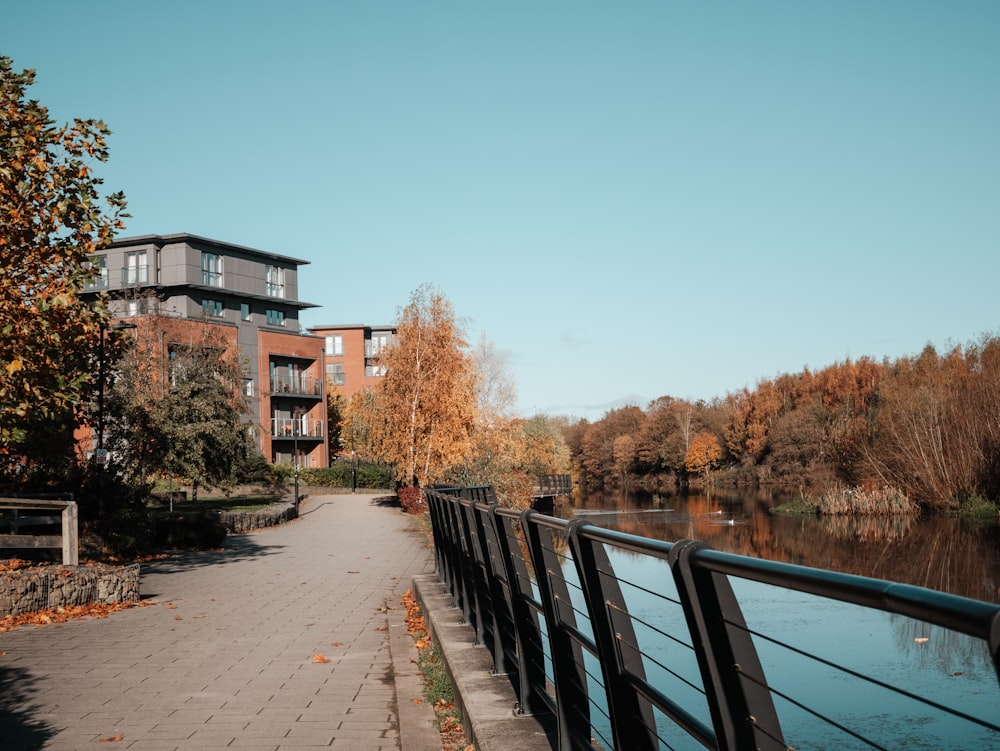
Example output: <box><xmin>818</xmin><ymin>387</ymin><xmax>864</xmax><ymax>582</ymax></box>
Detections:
<box><xmin>561</xmin><ymin>334</ymin><xmax>1000</xmax><ymax>512</ymax></box>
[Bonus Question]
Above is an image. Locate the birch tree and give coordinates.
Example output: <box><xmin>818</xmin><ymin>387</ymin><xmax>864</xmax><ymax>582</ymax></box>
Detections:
<box><xmin>374</xmin><ymin>285</ymin><xmax>476</xmax><ymax>488</ymax></box>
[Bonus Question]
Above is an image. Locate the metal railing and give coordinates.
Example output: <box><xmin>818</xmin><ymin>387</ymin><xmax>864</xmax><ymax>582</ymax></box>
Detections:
<box><xmin>535</xmin><ymin>474</ymin><xmax>573</xmax><ymax>497</ymax></box>
<box><xmin>270</xmin><ymin>417</ymin><xmax>324</xmax><ymax>438</ymax></box>
<box><xmin>270</xmin><ymin>375</ymin><xmax>323</xmax><ymax>396</ymax></box>
<box><xmin>121</xmin><ymin>265</ymin><xmax>149</xmax><ymax>285</ymax></box>
<box><xmin>425</xmin><ymin>488</ymin><xmax>1000</xmax><ymax>751</ymax></box>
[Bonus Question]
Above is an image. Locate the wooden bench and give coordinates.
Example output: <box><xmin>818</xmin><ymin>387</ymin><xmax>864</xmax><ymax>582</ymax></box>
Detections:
<box><xmin>0</xmin><ymin>497</ymin><xmax>79</xmax><ymax>565</ymax></box>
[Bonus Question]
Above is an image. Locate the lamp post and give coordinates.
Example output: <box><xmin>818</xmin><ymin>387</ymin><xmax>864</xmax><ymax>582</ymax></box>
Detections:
<box><xmin>292</xmin><ymin>406</ymin><xmax>302</xmax><ymax>510</ymax></box>
<box><xmin>96</xmin><ymin>321</ymin><xmax>136</xmax><ymax>518</ymax></box>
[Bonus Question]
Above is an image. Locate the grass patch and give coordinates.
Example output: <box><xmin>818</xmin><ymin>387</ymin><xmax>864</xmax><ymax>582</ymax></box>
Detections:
<box><xmin>402</xmin><ymin>589</ymin><xmax>469</xmax><ymax>750</ymax></box>
<box><xmin>150</xmin><ymin>495</ymin><xmax>280</xmax><ymax>514</ymax></box>
<box><xmin>956</xmin><ymin>496</ymin><xmax>999</xmax><ymax>520</ymax></box>
<box><xmin>774</xmin><ymin>485</ymin><xmax>920</xmax><ymax>516</ymax></box>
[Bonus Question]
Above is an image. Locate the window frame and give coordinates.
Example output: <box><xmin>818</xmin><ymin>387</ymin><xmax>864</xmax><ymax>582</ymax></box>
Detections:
<box><xmin>201</xmin><ymin>252</ymin><xmax>223</xmax><ymax>287</ymax></box>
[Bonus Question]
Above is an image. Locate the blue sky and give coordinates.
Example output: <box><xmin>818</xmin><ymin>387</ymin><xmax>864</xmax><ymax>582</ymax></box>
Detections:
<box><xmin>5</xmin><ymin>1</ymin><xmax>998</xmax><ymax>419</ymax></box>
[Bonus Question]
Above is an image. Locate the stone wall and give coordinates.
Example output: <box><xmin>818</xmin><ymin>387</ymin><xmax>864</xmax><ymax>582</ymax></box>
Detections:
<box><xmin>218</xmin><ymin>502</ymin><xmax>298</xmax><ymax>534</ymax></box>
<box><xmin>0</xmin><ymin>563</ymin><xmax>140</xmax><ymax>618</ymax></box>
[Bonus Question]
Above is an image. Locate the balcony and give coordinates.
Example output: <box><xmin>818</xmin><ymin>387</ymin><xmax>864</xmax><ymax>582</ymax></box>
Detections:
<box><xmin>270</xmin><ymin>375</ymin><xmax>323</xmax><ymax>396</ymax></box>
<box><xmin>271</xmin><ymin>417</ymin><xmax>324</xmax><ymax>439</ymax></box>
<box><xmin>83</xmin><ymin>272</ymin><xmax>109</xmax><ymax>292</ymax></box>
<box><xmin>121</xmin><ymin>265</ymin><xmax>149</xmax><ymax>285</ymax></box>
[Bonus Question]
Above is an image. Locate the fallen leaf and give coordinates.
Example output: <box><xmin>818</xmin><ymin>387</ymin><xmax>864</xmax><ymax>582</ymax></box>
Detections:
<box><xmin>98</xmin><ymin>735</ymin><xmax>123</xmax><ymax>742</ymax></box>
<box><xmin>312</xmin><ymin>653</ymin><xmax>331</xmax><ymax>664</ymax></box>
<box><xmin>914</xmin><ymin>637</ymin><xmax>929</xmax><ymax>643</ymax></box>
<box><xmin>174</xmin><ymin>616</ymin><xmax>183</xmax><ymax>621</ymax></box>
<box><xmin>330</xmin><ymin>642</ymin><xmax>343</xmax><ymax>647</ymax></box>
<box><xmin>412</xmin><ymin>698</ymin><xmax>423</xmax><ymax>704</ymax></box>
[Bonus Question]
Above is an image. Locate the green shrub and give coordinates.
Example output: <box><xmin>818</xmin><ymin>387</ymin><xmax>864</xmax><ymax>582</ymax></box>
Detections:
<box><xmin>300</xmin><ymin>460</ymin><xmax>393</xmax><ymax>489</ymax></box>
<box><xmin>957</xmin><ymin>496</ymin><xmax>998</xmax><ymax>520</ymax></box>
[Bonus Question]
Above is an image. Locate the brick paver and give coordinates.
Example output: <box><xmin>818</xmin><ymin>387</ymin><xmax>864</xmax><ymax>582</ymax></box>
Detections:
<box><xmin>0</xmin><ymin>492</ymin><xmax>436</xmax><ymax>750</ymax></box>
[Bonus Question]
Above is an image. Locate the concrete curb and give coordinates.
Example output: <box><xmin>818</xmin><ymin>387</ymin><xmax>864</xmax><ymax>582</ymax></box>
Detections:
<box><xmin>386</xmin><ymin>593</ymin><xmax>444</xmax><ymax>751</ymax></box>
<box><xmin>412</xmin><ymin>573</ymin><xmax>553</xmax><ymax>751</ymax></box>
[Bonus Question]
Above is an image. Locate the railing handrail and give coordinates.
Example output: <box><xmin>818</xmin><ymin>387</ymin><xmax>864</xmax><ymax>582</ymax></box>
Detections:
<box><xmin>269</xmin><ymin>374</ymin><xmax>323</xmax><ymax>395</ymax></box>
<box><xmin>425</xmin><ymin>488</ymin><xmax>1000</xmax><ymax>751</ymax></box>
<box><xmin>270</xmin><ymin>416</ymin><xmax>324</xmax><ymax>438</ymax></box>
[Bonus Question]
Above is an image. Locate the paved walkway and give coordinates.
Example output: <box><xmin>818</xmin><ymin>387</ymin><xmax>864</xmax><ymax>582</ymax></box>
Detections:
<box><xmin>0</xmin><ymin>493</ymin><xmax>439</xmax><ymax>751</ymax></box>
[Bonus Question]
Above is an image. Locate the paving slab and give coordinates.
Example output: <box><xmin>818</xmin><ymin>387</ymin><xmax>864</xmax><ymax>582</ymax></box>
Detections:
<box><xmin>0</xmin><ymin>492</ymin><xmax>440</xmax><ymax>751</ymax></box>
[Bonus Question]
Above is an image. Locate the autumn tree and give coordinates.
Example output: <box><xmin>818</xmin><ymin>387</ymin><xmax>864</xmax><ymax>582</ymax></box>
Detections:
<box><xmin>579</xmin><ymin>406</ymin><xmax>645</xmax><ymax>487</ymax></box>
<box><xmin>325</xmin><ymin>387</ymin><xmax>347</xmax><ymax>463</ymax></box>
<box><xmin>370</xmin><ymin>285</ymin><xmax>477</xmax><ymax>492</ymax></box>
<box><xmin>0</xmin><ymin>56</ymin><xmax>128</xmax><ymax>485</ymax></box>
<box><xmin>685</xmin><ymin>431</ymin><xmax>722</xmax><ymax>483</ymax></box>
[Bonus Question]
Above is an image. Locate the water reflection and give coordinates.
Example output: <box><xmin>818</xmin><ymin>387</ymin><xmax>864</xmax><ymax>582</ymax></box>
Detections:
<box><xmin>566</xmin><ymin>489</ymin><xmax>1000</xmax><ymax>605</ymax></box>
<box><xmin>563</xmin><ymin>490</ymin><xmax>1000</xmax><ymax>748</ymax></box>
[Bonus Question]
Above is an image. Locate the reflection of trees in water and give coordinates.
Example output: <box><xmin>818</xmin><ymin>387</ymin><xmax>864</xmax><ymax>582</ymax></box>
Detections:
<box><xmin>572</xmin><ymin>490</ymin><xmax>1000</xmax><ymax>605</ymax></box>
<box><xmin>0</xmin><ymin>665</ymin><xmax>52</xmax><ymax>749</ymax></box>
<box><xmin>891</xmin><ymin>616</ymin><xmax>995</xmax><ymax>676</ymax></box>
<box><xmin>819</xmin><ymin>514</ymin><xmax>915</xmax><ymax>543</ymax></box>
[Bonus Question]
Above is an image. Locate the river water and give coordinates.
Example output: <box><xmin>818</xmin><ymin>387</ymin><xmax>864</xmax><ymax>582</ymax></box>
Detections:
<box><xmin>567</xmin><ymin>488</ymin><xmax>1000</xmax><ymax>604</ymax></box>
<box><xmin>557</xmin><ymin>489</ymin><xmax>1000</xmax><ymax>749</ymax></box>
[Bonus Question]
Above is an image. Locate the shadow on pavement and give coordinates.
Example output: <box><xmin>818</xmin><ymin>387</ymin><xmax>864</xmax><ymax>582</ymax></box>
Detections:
<box><xmin>0</xmin><ymin>664</ymin><xmax>52</xmax><ymax>750</ymax></box>
<box><xmin>372</xmin><ymin>495</ymin><xmax>401</xmax><ymax>508</ymax></box>
<box><xmin>141</xmin><ymin>532</ymin><xmax>286</xmax><ymax>577</ymax></box>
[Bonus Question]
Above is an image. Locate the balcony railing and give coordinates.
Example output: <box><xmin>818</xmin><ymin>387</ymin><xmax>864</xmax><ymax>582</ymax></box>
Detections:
<box><xmin>271</xmin><ymin>418</ymin><xmax>324</xmax><ymax>439</ymax></box>
<box><xmin>270</xmin><ymin>375</ymin><xmax>323</xmax><ymax>396</ymax></box>
<box><xmin>121</xmin><ymin>265</ymin><xmax>149</xmax><ymax>285</ymax></box>
<box><xmin>83</xmin><ymin>272</ymin><xmax>109</xmax><ymax>291</ymax></box>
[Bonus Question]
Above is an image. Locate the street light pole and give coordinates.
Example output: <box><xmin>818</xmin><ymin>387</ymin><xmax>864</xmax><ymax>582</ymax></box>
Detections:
<box><xmin>293</xmin><ymin>407</ymin><xmax>301</xmax><ymax>510</ymax></box>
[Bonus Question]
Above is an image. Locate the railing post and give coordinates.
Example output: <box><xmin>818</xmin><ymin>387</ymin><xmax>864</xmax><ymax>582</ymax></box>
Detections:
<box><xmin>62</xmin><ymin>500</ymin><xmax>79</xmax><ymax>566</ymax></box>
<box><xmin>457</xmin><ymin>499</ymin><xmax>490</xmax><ymax>645</ymax></box>
<box><xmin>522</xmin><ymin>510</ymin><xmax>590</xmax><ymax>751</ymax></box>
<box><xmin>488</xmin><ymin>506</ymin><xmax>551</xmax><ymax>716</ymax></box>
<box><xmin>567</xmin><ymin>520</ymin><xmax>658</xmax><ymax>750</ymax></box>
<box><xmin>669</xmin><ymin>539</ymin><xmax>786</xmax><ymax>751</ymax></box>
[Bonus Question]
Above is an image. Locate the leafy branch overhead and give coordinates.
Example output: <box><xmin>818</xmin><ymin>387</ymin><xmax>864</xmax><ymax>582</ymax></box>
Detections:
<box><xmin>0</xmin><ymin>56</ymin><xmax>129</xmax><ymax>479</ymax></box>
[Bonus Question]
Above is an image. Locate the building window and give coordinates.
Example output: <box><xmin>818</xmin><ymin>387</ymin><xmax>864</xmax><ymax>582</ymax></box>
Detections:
<box><xmin>366</xmin><ymin>332</ymin><xmax>391</xmax><ymax>357</ymax></box>
<box><xmin>244</xmin><ymin>378</ymin><xmax>254</xmax><ymax>397</ymax></box>
<box><xmin>325</xmin><ymin>335</ymin><xmax>343</xmax><ymax>356</ymax></box>
<box><xmin>266</xmin><ymin>308</ymin><xmax>285</xmax><ymax>327</ymax></box>
<box><xmin>123</xmin><ymin>251</ymin><xmax>148</xmax><ymax>285</ymax></box>
<box><xmin>326</xmin><ymin>363</ymin><xmax>345</xmax><ymax>385</ymax></box>
<box><xmin>202</xmin><ymin>298</ymin><xmax>224</xmax><ymax>318</ymax></box>
<box><xmin>365</xmin><ymin>364</ymin><xmax>387</xmax><ymax>378</ymax></box>
<box><xmin>202</xmin><ymin>252</ymin><xmax>223</xmax><ymax>287</ymax></box>
<box><xmin>265</xmin><ymin>265</ymin><xmax>285</xmax><ymax>298</ymax></box>
<box><xmin>241</xmin><ymin>303</ymin><xmax>251</xmax><ymax>321</ymax></box>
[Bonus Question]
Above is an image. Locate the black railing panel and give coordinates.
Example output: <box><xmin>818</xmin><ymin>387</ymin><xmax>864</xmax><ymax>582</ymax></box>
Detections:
<box><xmin>424</xmin><ymin>488</ymin><xmax>1000</xmax><ymax>751</ymax></box>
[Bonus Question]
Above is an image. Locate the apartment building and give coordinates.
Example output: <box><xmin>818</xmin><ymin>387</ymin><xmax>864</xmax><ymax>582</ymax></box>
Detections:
<box><xmin>308</xmin><ymin>324</ymin><xmax>397</xmax><ymax>399</ymax></box>
<box><xmin>81</xmin><ymin>233</ymin><xmax>328</xmax><ymax>467</ymax></box>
